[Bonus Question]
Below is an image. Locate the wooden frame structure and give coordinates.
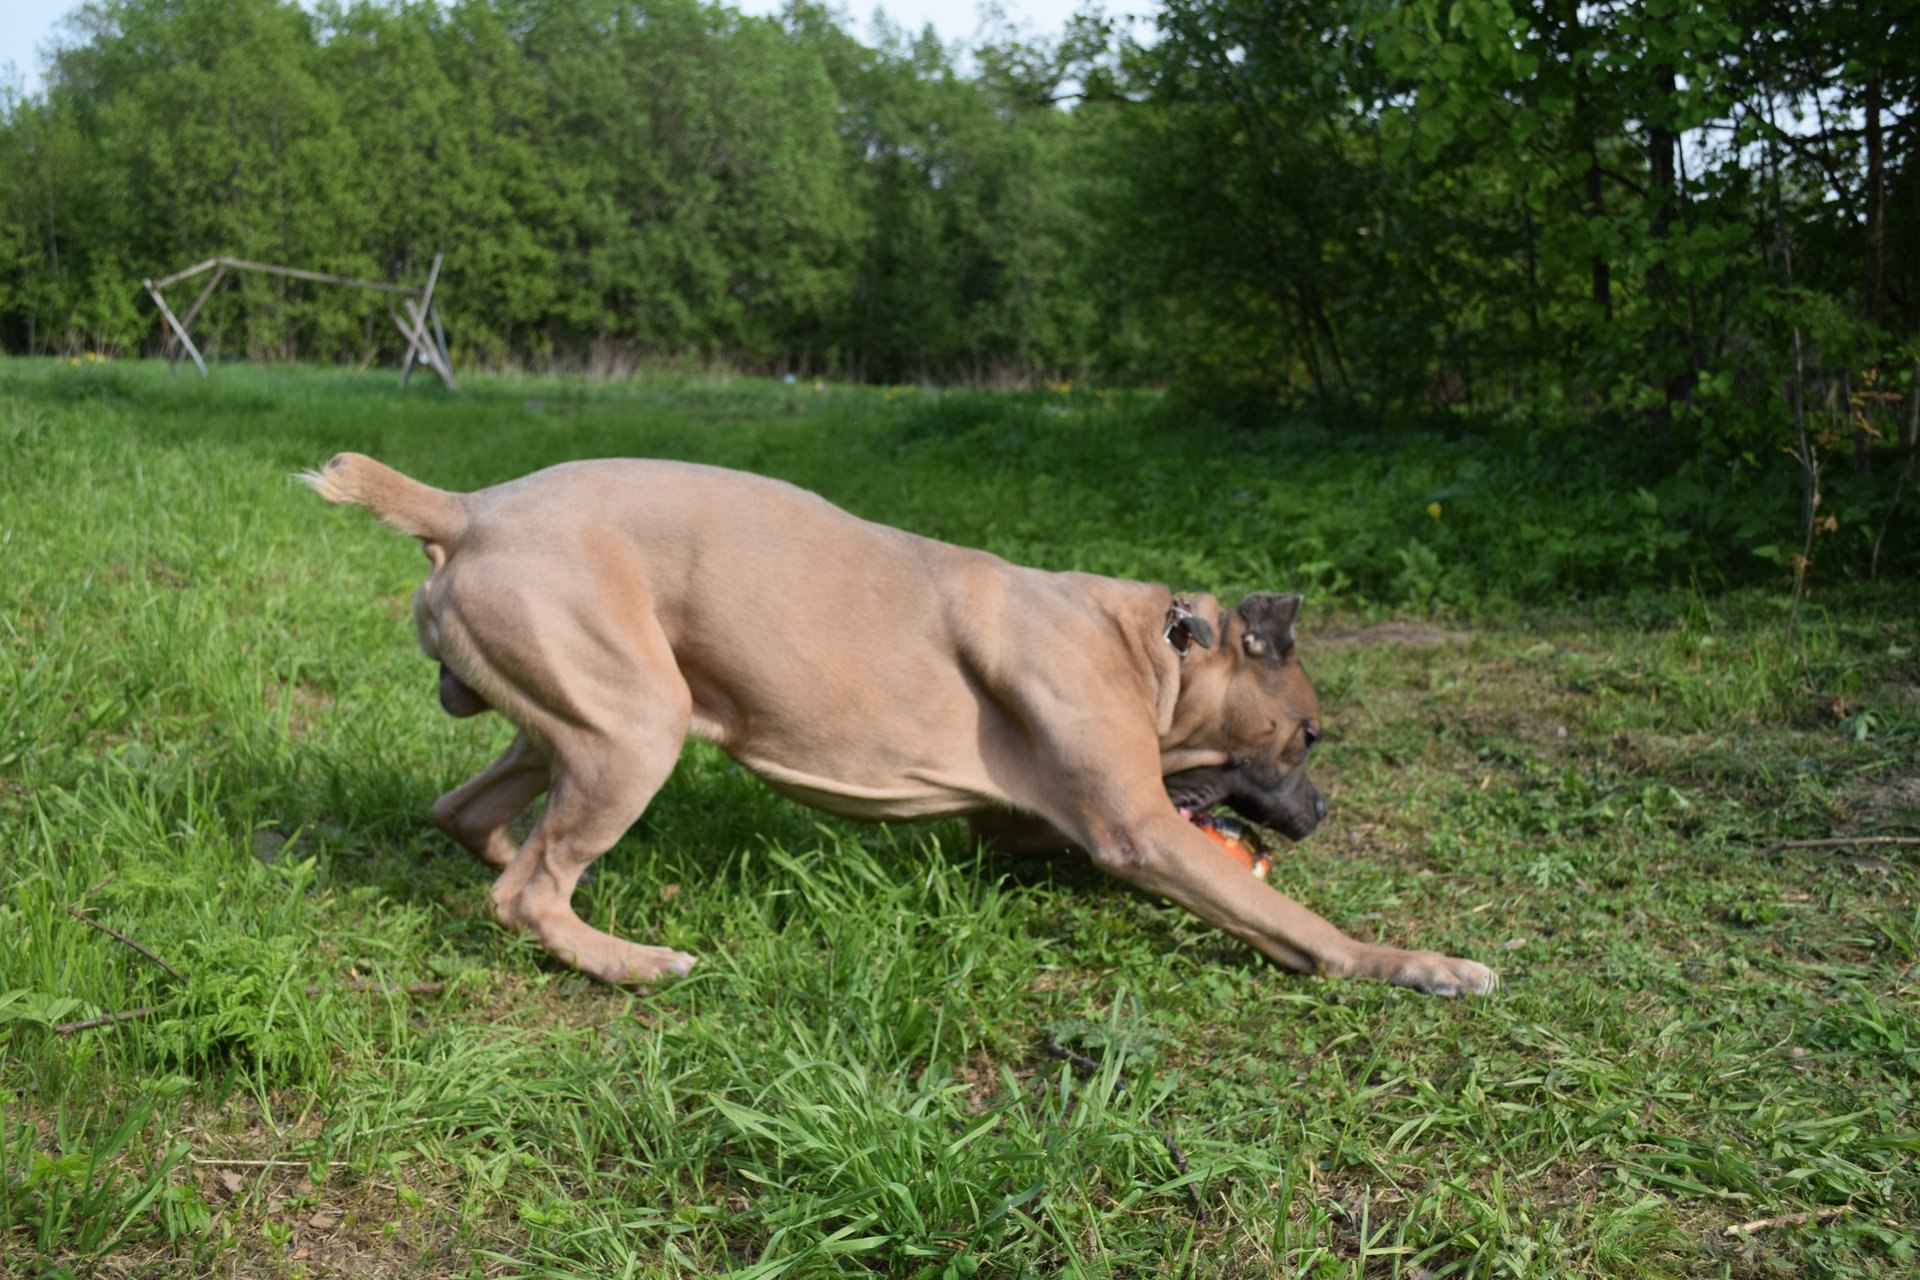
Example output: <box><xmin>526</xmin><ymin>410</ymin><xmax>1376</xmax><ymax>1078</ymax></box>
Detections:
<box><xmin>142</xmin><ymin>253</ymin><xmax>458</xmax><ymax>392</ymax></box>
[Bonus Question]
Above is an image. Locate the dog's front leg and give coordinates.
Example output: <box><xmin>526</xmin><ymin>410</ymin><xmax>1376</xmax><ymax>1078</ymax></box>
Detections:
<box><xmin>1076</xmin><ymin>807</ymin><xmax>1496</xmax><ymax>996</ymax></box>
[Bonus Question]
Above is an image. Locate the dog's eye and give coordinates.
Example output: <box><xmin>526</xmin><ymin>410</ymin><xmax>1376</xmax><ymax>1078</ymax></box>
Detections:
<box><xmin>1302</xmin><ymin>724</ymin><xmax>1322</xmax><ymax>749</ymax></box>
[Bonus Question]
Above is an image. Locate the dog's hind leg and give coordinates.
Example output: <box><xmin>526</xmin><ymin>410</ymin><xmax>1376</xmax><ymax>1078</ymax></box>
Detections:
<box><xmin>430</xmin><ymin>732</ymin><xmax>549</xmax><ymax>870</ymax></box>
<box><xmin>484</xmin><ymin>652</ymin><xmax>697</xmax><ymax>985</ymax></box>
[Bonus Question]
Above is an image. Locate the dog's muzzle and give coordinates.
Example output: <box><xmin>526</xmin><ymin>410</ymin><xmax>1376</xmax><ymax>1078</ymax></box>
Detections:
<box><xmin>1165</xmin><ymin>761</ymin><xmax>1325</xmax><ymax>841</ymax></box>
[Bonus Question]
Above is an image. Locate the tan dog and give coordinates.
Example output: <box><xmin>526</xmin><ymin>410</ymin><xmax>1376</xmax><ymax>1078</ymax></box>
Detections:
<box><xmin>303</xmin><ymin>454</ymin><xmax>1493</xmax><ymax>996</ymax></box>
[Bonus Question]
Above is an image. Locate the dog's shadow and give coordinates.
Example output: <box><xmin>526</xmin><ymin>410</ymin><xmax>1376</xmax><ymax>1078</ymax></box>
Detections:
<box><xmin>281</xmin><ymin>732</ymin><xmax>1211</xmax><ymax>979</ymax></box>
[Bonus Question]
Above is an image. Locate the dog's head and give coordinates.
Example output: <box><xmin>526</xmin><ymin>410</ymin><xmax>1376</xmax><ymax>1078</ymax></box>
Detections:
<box><xmin>1158</xmin><ymin>592</ymin><xmax>1325</xmax><ymax>841</ymax></box>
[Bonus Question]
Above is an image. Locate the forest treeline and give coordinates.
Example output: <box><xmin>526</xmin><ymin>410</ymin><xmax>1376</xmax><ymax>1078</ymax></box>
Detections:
<box><xmin>1</xmin><ymin>2</ymin><xmax>1915</xmax><ymax>446</ymax></box>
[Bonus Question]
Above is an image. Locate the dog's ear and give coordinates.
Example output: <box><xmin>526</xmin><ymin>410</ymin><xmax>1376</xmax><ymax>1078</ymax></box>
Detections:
<box><xmin>1166</xmin><ymin>610</ymin><xmax>1214</xmax><ymax>655</ymax></box>
<box><xmin>1237</xmin><ymin>593</ymin><xmax>1301</xmax><ymax>660</ymax></box>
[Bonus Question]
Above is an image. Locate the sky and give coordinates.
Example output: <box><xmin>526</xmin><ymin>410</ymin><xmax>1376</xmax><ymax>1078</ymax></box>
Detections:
<box><xmin>1</xmin><ymin>0</ymin><xmax>81</xmax><ymax>97</ymax></box>
<box><xmin>0</xmin><ymin>1</ymin><xmax>1146</xmax><ymax>100</ymax></box>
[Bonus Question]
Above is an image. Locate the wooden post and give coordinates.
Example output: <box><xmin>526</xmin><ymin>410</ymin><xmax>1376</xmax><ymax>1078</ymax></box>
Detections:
<box><xmin>216</xmin><ymin>255</ymin><xmax>418</xmax><ymax>294</ymax></box>
<box><xmin>152</xmin><ymin>257</ymin><xmax>222</xmax><ymax>289</ymax></box>
<box><xmin>401</xmin><ymin>296</ymin><xmax>458</xmax><ymax>392</ymax></box>
<box><xmin>146</xmin><ymin>252</ymin><xmax>453</xmax><ymax>390</ymax></box>
<box><xmin>399</xmin><ymin>251</ymin><xmax>443</xmax><ymax>387</ymax></box>
<box><xmin>165</xmin><ymin>264</ymin><xmax>227</xmax><ymax>370</ymax></box>
<box><xmin>143</xmin><ymin>279</ymin><xmax>208</xmax><ymax>376</ymax></box>
<box><xmin>388</xmin><ymin>304</ymin><xmax>415</xmax><ymax>366</ymax></box>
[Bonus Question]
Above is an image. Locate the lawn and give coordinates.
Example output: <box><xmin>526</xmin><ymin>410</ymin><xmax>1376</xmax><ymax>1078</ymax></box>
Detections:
<box><xmin>2</xmin><ymin>358</ymin><xmax>1916</xmax><ymax>1278</ymax></box>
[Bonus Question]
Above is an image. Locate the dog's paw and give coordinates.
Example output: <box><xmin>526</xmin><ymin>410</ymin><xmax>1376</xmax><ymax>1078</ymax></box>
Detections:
<box><xmin>1387</xmin><ymin>951</ymin><xmax>1498</xmax><ymax>997</ymax></box>
<box><xmin>593</xmin><ymin>943</ymin><xmax>699</xmax><ymax>987</ymax></box>
<box><xmin>543</xmin><ymin>929</ymin><xmax>699</xmax><ymax>987</ymax></box>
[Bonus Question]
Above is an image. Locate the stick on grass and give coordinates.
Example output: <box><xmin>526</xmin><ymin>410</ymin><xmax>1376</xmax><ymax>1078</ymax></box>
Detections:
<box><xmin>53</xmin><ymin>1007</ymin><xmax>154</xmax><ymax>1036</ymax></box>
<box><xmin>301</xmin><ymin>980</ymin><xmax>446</xmax><ymax>997</ymax></box>
<box><xmin>1754</xmin><ymin>836</ymin><xmax>1920</xmax><ymax>858</ymax></box>
<box><xmin>188</xmin><ymin>1157</ymin><xmax>350</xmax><ymax>1169</ymax></box>
<box><xmin>1724</xmin><ymin>1205</ymin><xmax>1852</xmax><ymax>1237</ymax></box>
<box><xmin>65</xmin><ymin>906</ymin><xmax>187</xmax><ymax>984</ymax></box>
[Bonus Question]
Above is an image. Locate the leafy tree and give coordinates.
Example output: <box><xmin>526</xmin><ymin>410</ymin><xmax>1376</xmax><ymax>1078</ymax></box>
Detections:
<box><xmin>0</xmin><ymin>0</ymin><xmax>1910</xmax><ymax>583</ymax></box>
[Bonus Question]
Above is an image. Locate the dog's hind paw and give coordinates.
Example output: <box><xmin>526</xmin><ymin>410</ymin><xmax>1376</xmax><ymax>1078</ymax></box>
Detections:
<box><xmin>553</xmin><ymin>933</ymin><xmax>699</xmax><ymax>987</ymax></box>
<box><xmin>1387</xmin><ymin>952</ymin><xmax>1498</xmax><ymax>997</ymax></box>
<box><xmin>598</xmin><ymin>945</ymin><xmax>699</xmax><ymax>986</ymax></box>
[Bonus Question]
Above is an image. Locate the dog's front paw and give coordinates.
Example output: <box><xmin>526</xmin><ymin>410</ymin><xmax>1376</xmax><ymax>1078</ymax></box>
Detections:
<box><xmin>1387</xmin><ymin>951</ymin><xmax>1497</xmax><ymax>997</ymax></box>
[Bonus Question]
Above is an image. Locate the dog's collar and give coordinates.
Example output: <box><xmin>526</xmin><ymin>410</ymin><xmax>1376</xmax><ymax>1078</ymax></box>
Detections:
<box><xmin>1163</xmin><ymin>597</ymin><xmax>1214</xmax><ymax>658</ymax></box>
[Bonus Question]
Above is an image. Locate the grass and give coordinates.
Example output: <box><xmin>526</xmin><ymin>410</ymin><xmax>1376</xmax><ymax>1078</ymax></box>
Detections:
<box><xmin>1</xmin><ymin>356</ymin><xmax>1916</xmax><ymax>1277</ymax></box>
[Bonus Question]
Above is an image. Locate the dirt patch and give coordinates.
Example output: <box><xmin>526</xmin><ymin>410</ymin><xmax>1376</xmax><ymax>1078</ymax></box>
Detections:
<box><xmin>1312</xmin><ymin>622</ymin><xmax>1472</xmax><ymax>648</ymax></box>
<box><xmin>1325</xmin><ymin>820</ymin><xmax>1428</xmax><ymax>871</ymax></box>
<box><xmin>179</xmin><ymin>1161</ymin><xmax>507</xmax><ymax>1279</ymax></box>
<box><xmin>1854</xmin><ymin>774</ymin><xmax>1920</xmax><ymax>820</ymax></box>
<box><xmin>146</xmin><ymin>558</ymin><xmax>190</xmax><ymax>589</ymax></box>
<box><xmin>265</xmin><ymin>679</ymin><xmax>335</xmax><ymax>737</ymax></box>
<box><xmin>949</xmin><ymin>1049</ymin><xmax>1010</xmax><ymax>1113</ymax></box>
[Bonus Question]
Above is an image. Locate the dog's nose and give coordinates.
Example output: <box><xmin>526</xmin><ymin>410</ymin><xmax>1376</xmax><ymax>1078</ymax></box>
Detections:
<box><xmin>1314</xmin><ymin>792</ymin><xmax>1328</xmax><ymax>822</ymax></box>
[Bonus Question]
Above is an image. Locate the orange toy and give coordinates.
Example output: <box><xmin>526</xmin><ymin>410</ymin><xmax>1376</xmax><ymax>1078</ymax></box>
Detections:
<box><xmin>1190</xmin><ymin>813</ymin><xmax>1272</xmax><ymax>879</ymax></box>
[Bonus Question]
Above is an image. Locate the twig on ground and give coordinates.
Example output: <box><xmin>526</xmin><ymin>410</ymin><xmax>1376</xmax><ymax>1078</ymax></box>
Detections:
<box><xmin>53</xmin><ymin>1008</ymin><xmax>153</xmax><ymax>1036</ymax></box>
<box><xmin>50</xmin><ymin>981</ymin><xmax>446</xmax><ymax>1037</ymax></box>
<box><xmin>72</xmin><ymin>872</ymin><xmax>118</xmax><ymax>908</ymax></box>
<box><xmin>301</xmin><ymin>980</ymin><xmax>445</xmax><ymax>997</ymax></box>
<box><xmin>65</xmin><ymin>906</ymin><xmax>188</xmax><ymax>984</ymax></box>
<box><xmin>1043</xmin><ymin>1038</ymin><xmax>1103</xmax><ymax>1076</ymax></box>
<box><xmin>1043</xmin><ymin>1034</ymin><xmax>1206</xmax><ymax>1222</ymax></box>
<box><xmin>188</xmin><ymin>1157</ymin><xmax>351</xmax><ymax>1169</ymax></box>
<box><xmin>1754</xmin><ymin>836</ymin><xmax>1920</xmax><ymax>858</ymax></box>
<box><xmin>1724</xmin><ymin>1205</ymin><xmax>1852</xmax><ymax>1237</ymax></box>
<box><xmin>1160</xmin><ymin>1130</ymin><xmax>1195</xmax><ymax>1182</ymax></box>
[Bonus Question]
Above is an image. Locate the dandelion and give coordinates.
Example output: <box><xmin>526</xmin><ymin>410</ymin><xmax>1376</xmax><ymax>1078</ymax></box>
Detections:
<box><xmin>1427</xmin><ymin>502</ymin><xmax>1443</xmax><ymax>519</ymax></box>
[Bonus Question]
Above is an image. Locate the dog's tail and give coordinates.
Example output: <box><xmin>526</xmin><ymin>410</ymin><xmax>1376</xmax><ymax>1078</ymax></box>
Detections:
<box><xmin>298</xmin><ymin>453</ymin><xmax>470</xmax><ymax>558</ymax></box>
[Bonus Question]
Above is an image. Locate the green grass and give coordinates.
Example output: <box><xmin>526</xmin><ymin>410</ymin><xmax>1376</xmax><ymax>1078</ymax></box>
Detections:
<box><xmin>2</xmin><ymin>357</ymin><xmax>1917</xmax><ymax>1277</ymax></box>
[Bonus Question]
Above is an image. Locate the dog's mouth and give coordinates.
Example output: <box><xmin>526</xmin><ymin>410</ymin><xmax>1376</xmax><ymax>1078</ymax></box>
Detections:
<box><xmin>1165</xmin><ymin>778</ymin><xmax>1230</xmax><ymax>822</ymax></box>
<box><xmin>1165</xmin><ymin>762</ymin><xmax>1323</xmax><ymax>842</ymax></box>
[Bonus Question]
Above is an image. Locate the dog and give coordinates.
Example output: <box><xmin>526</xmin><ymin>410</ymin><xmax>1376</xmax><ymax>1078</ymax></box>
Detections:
<box><xmin>302</xmin><ymin>454</ymin><xmax>1494</xmax><ymax>997</ymax></box>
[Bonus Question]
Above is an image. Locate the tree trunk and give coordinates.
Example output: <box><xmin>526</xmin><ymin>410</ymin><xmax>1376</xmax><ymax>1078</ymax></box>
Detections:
<box><xmin>1859</xmin><ymin>66</ymin><xmax>1884</xmax><ymax>476</ymax></box>
<box><xmin>1649</xmin><ymin>66</ymin><xmax>1677</xmax><ymax>242</ymax></box>
<box><xmin>1584</xmin><ymin>158</ymin><xmax>1610</xmax><ymax>320</ymax></box>
<box><xmin>44</xmin><ymin>184</ymin><xmax>59</xmax><ymax>280</ymax></box>
<box><xmin>1650</xmin><ymin>63</ymin><xmax>1693</xmax><ymax>407</ymax></box>
<box><xmin>1522</xmin><ymin>201</ymin><xmax>1540</xmax><ymax>340</ymax></box>
<box><xmin>1565</xmin><ymin>2</ymin><xmax>1609</xmax><ymax>320</ymax></box>
<box><xmin>1302</xmin><ymin>281</ymin><xmax>1351</xmax><ymax>395</ymax></box>
<box><xmin>1290</xmin><ymin>288</ymin><xmax>1327</xmax><ymax>397</ymax></box>
<box><xmin>1864</xmin><ymin>68</ymin><xmax>1885</xmax><ymax>333</ymax></box>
